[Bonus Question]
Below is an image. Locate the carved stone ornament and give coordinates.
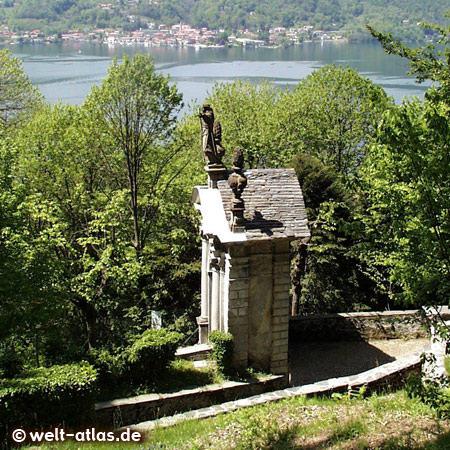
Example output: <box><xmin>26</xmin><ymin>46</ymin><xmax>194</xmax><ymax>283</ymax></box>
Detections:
<box><xmin>199</xmin><ymin>104</ymin><xmax>225</xmax><ymax>166</ymax></box>
<box><xmin>228</xmin><ymin>147</ymin><xmax>248</xmax><ymax>232</ymax></box>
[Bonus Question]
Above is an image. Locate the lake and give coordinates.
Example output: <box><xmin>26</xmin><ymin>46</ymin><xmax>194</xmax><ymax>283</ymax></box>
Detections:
<box><xmin>5</xmin><ymin>41</ymin><xmax>429</xmax><ymax>109</ymax></box>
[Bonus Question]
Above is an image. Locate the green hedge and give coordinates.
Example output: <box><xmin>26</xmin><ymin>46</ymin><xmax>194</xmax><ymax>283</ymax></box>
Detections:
<box><xmin>125</xmin><ymin>329</ymin><xmax>183</xmax><ymax>383</ymax></box>
<box><xmin>209</xmin><ymin>330</ymin><xmax>234</xmax><ymax>376</ymax></box>
<box><xmin>0</xmin><ymin>362</ymin><xmax>98</xmax><ymax>431</ymax></box>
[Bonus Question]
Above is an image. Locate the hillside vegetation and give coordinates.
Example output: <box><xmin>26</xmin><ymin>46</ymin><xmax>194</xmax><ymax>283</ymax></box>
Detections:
<box><xmin>1</xmin><ymin>0</ymin><xmax>450</xmax><ymax>40</ymax></box>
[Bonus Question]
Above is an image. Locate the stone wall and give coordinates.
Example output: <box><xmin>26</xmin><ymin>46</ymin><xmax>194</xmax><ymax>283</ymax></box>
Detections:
<box><xmin>95</xmin><ymin>375</ymin><xmax>286</xmax><ymax>428</ymax></box>
<box><xmin>289</xmin><ymin>310</ymin><xmax>433</xmax><ymax>342</ymax></box>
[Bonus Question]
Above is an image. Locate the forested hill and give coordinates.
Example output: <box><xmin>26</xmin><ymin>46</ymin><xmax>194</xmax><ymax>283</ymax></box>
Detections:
<box><xmin>1</xmin><ymin>0</ymin><xmax>450</xmax><ymax>39</ymax></box>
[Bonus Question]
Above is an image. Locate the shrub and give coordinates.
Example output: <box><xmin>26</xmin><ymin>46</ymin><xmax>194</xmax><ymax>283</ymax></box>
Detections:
<box><xmin>405</xmin><ymin>373</ymin><xmax>450</xmax><ymax>418</ymax></box>
<box><xmin>89</xmin><ymin>348</ymin><xmax>126</xmax><ymax>388</ymax></box>
<box><xmin>209</xmin><ymin>330</ymin><xmax>234</xmax><ymax>377</ymax></box>
<box><xmin>125</xmin><ymin>328</ymin><xmax>183</xmax><ymax>384</ymax></box>
<box><xmin>0</xmin><ymin>362</ymin><xmax>97</xmax><ymax>438</ymax></box>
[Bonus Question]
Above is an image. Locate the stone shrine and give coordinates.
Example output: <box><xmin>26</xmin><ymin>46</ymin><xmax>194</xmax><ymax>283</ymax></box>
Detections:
<box><xmin>192</xmin><ymin>107</ymin><xmax>309</xmax><ymax>377</ymax></box>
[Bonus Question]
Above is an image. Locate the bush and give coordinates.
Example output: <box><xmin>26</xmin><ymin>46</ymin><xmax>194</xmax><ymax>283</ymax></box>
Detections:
<box><xmin>0</xmin><ymin>362</ymin><xmax>97</xmax><ymax>437</ymax></box>
<box><xmin>125</xmin><ymin>328</ymin><xmax>183</xmax><ymax>384</ymax></box>
<box><xmin>209</xmin><ymin>330</ymin><xmax>234</xmax><ymax>377</ymax></box>
<box><xmin>405</xmin><ymin>373</ymin><xmax>450</xmax><ymax>418</ymax></box>
<box><xmin>89</xmin><ymin>347</ymin><xmax>126</xmax><ymax>388</ymax></box>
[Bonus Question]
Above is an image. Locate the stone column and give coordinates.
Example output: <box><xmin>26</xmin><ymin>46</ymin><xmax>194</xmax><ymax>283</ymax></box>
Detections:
<box><xmin>210</xmin><ymin>257</ymin><xmax>221</xmax><ymax>332</ymax></box>
<box><xmin>197</xmin><ymin>237</ymin><xmax>210</xmax><ymax>344</ymax></box>
<box><xmin>219</xmin><ymin>256</ymin><xmax>226</xmax><ymax>331</ymax></box>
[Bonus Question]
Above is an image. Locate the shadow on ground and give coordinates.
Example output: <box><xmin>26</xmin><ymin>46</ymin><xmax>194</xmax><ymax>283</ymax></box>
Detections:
<box><xmin>289</xmin><ymin>340</ymin><xmax>396</xmax><ymax>386</ymax></box>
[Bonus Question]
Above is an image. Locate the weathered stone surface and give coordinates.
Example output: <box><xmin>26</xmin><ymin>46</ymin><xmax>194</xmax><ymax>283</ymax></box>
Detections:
<box><xmin>290</xmin><ymin>310</ymin><xmax>432</xmax><ymax>342</ymax></box>
<box><xmin>249</xmin><ymin>254</ymin><xmax>273</xmax><ymax>276</ymax></box>
<box><xmin>248</xmin><ymin>271</ymin><xmax>273</xmax><ymax>370</ymax></box>
<box><xmin>98</xmin><ymin>375</ymin><xmax>286</xmax><ymax>429</ymax></box>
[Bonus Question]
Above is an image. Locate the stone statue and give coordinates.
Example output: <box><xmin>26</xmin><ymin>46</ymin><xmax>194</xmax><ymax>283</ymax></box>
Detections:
<box><xmin>228</xmin><ymin>147</ymin><xmax>247</xmax><ymax>232</ymax></box>
<box><xmin>199</xmin><ymin>104</ymin><xmax>225</xmax><ymax>166</ymax></box>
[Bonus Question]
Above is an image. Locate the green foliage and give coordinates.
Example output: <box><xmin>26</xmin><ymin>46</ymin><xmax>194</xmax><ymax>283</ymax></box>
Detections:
<box><xmin>0</xmin><ymin>362</ymin><xmax>97</xmax><ymax>432</ymax></box>
<box><xmin>360</xmin><ymin>98</ymin><xmax>450</xmax><ymax>305</ymax></box>
<box><xmin>0</xmin><ymin>49</ymin><xmax>42</xmax><ymax>130</ymax></box>
<box><xmin>0</xmin><ymin>344</ymin><xmax>24</xmax><ymax>379</ymax></box>
<box><xmin>89</xmin><ymin>347</ymin><xmax>126</xmax><ymax>388</ymax></box>
<box><xmin>279</xmin><ymin>65</ymin><xmax>391</xmax><ymax>178</ymax></box>
<box><xmin>291</xmin><ymin>152</ymin><xmax>388</xmax><ymax>314</ymax></box>
<box><xmin>360</xmin><ymin>22</ymin><xmax>450</xmax><ymax>306</ymax></box>
<box><xmin>125</xmin><ymin>328</ymin><xmax>183</xmax><ymax>382</ymax></box>
<box><xmin>3</xmin><ymin>54</ymin><xmax>201</xmax><ymax>360</ymax></box>
<box><xmin>208</xmin><ymin>330</ymin><xmax>234</xmax><ymax>377</ymax></box>
<box><xmin>405</xmin><ymin>373</ymin><xmax>450</xmax><ymax>418</ymax></box>
<box><xmin>205</xmin><ymin>80</ymin><xmax>281</xmax><ymax>168</ymax></box>
<box><xmin>202</xmin><ymin>66</ymin><xmax>389</xmax><ymax>176</ymax></box>
<box><xmin>90</xmin><ymin>329</ymin><xmax>183</xmax><ymax>392</ymax></box>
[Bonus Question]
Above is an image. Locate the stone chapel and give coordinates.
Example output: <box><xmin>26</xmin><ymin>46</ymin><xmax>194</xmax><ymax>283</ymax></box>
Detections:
<box><xmin>192</xmin><ymin>105</ymin><xmax>309</xmax><ymax>377</ymax></box>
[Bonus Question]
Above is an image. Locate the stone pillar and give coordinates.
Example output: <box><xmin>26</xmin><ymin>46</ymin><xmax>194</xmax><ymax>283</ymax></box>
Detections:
<box><xmin>197</xmin><ymin>237</ymin><xmax>209</xmax><ymax>344</ymax></box>
<box><xmin>219</xmin><ymin>256</ymin><xmax>226</xmax><ymax>331</ymax></box>
<box><xmin>248</xmin><ymin>242</ymin><xmax>273</xmax><ymax>371</ymax></box>
<box><xmin>210</xmin><ymin>257</ymin><xmax>221</xmax><ymax>332</ymax></box>
<box><xmin>225</xmin><ymin>247</ymin><xmax>249</xmax><ymax>368</ymax></box>
<box><xmin>270</xmin><ymin>240</ymin><xmax>291</xmax><ymax>376</ymax></box>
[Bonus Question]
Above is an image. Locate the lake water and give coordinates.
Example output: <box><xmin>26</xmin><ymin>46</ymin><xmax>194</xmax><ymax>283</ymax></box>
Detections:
<box><xmin>5</xmin><ymin>41</ymin><xmax>429</xmax><ymax>109</ymax></box>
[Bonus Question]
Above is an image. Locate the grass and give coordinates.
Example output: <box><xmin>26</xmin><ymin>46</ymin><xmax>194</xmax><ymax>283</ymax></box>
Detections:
<box><xmin>22</xmin><ymin>390</ymin><xmax>450</xmax><ymax>450</ymax></box>
<box><xmin>96</xmin><ymin>360</ymin><xmax>267</xmax><ymax>402</ymax></box>
<box><xmin>96</xmin><ymin>359</ymin><xmax>217</xmax><ymax>401</ymax></box>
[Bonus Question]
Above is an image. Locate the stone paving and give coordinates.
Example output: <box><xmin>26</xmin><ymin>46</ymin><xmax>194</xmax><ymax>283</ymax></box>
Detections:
<box><xmin>289</xmin><ymin>338</ymin><xmax>430</xmax><ymax>385</ymax></box>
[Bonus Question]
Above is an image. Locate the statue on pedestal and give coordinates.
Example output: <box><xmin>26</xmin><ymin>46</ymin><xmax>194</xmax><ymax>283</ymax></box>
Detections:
<box><xmin>199</xmin><ymin>104</ymin><xmax>225</xmax><ymax>166</ymax></box>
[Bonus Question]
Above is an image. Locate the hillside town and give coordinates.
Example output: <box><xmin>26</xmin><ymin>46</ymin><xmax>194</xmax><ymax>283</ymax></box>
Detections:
<box><xmin>0</xmin><ymin>21</ymin><xmax>346</xmax><ymax>47</ymax></box>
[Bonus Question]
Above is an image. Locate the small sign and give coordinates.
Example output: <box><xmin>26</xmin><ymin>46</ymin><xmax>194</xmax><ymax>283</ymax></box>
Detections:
<box><xmin>151</xmin><ymin>310</ymin><xmax>162</xmax><ymax>329</ymax></box>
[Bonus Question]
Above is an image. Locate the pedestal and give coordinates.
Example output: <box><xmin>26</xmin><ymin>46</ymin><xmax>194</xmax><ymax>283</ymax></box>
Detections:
<box><xmin>205</xmin><ymin>164</ymin><xmax>227</xmax><ymax>189</ymax></box>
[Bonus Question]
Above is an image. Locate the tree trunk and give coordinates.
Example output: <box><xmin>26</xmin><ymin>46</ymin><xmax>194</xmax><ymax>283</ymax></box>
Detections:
<box><xmin>71</xmin><ymin>297</ymin><xmax>98</xmax><ymax>352</ymax></box>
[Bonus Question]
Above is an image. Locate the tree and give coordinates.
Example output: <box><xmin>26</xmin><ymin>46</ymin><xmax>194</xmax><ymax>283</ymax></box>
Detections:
<box><xmin>10</xmin><ymin>55</ymin><xmax>201</xmax><ymax>355</ymax></box>
<box><xmin>360</xmin><ymin>97</ymin><xmax>450</xmax><ymax>306</ymax></box>
<box><xmin>0</xmin><ymin>131</ymin><xmax>73</xmax><ymax>367</ymax></box>
<box><xmin>291</xmin><ymin>151</ymin><xmax>388</xmax><ymax>315</ymax></box>
<box><xmin>0</xmin><ymin>49</ymin><xmax>42</xmax><ymax>131</ymax></box>
<box><xmin>85</xmin><ymin>54</ymin><xmax>183</xmax><ymax>260</ymax></box>
<box><xmin>278</xmin><ymin>65</ymin><xmax>391</xmax><ymax>178</ymax></box>
<box><xmin>357</xmin><ymin>21</ymin><xmax>450</xmax><ymax>307</ymax></box>
<box><xmin>279</xmin><ymin>66</ymin><xmax>391</xmax><ymax>314</ymax></box>
<box><xmin>204</xmin><ymin>80</ymin><xmax>281</xmax><ymax>168</ymax></box>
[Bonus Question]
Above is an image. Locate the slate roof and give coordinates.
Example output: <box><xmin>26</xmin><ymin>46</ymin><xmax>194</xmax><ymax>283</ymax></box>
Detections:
<box><xmin>217</xmin><ymin>168</ymin><xmax>310</xmax><ymax>241</ymax></box>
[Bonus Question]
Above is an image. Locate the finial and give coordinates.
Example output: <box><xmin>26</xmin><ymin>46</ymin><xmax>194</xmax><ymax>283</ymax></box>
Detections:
<box><xmin>228</xmin><ymin>147</ymin><xmax>247</xmax><ymax>233</ymax></box>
